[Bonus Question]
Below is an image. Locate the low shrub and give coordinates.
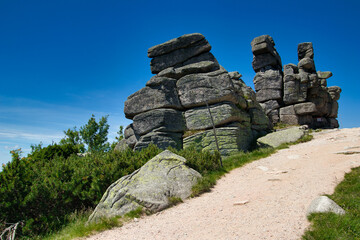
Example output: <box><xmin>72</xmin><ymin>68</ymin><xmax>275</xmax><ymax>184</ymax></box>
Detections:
<box><xmin>0</xmin><ymin>144</ymin><xmax>161</xmax><ymax>238</ymax></box>
<box><xmin>0</xmin><ymin>143</ymin><xmax>222</xmax><ymax>239</ymax></box>
<box><xmin>169</xmin><ymin>146</ymin><xmax>221</xmax><ymax>174</ymax></box>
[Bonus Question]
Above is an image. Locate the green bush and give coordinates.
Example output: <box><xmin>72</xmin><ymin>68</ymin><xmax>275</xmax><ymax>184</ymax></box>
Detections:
<box><xmin>0</xmin><ymin>144</ymin><xmax>162</xmax><ymax>238</ymax></box>
<box><xmin>169</xmin><ymin>146</ymin><xmax>221</xmax><ymax>174</ymax></box>
<box><xmin>0</xmin><ymin>142</ymin><xmax>221</xmax><ymax>239</ymax></box>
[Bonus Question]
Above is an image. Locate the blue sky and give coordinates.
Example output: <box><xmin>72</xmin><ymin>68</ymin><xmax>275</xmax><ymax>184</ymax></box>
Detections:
<box><xmin>1</xmin><ymin>0</ymin><xmax>360</xmax><ymax>167</ymax></box>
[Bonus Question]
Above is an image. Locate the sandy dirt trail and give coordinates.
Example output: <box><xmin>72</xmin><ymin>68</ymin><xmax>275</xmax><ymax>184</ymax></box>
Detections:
<box><xmin>85</xmin><ymin>128</ymin><xmax>360</xmax><ymax>240</ymax></box>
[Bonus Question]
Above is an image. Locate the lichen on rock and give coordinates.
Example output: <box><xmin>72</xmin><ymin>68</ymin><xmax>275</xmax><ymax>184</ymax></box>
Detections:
<box><xmin>121</xmin><ymin>33</ymin><xmax>272</xmax><ymax>155</ymax></box>
<box><xmin>88</xmin><ymin>150</ymin><xmax>201</xmax><ymax>223</ymax></box>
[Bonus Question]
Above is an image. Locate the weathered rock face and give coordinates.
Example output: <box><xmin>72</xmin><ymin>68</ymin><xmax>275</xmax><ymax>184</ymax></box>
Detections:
<box><xmin>133</xmin><ymin>109</ymin><xmax>185</xmax><ymax>136</ymax></box>
<box><xmin>183</xmin><ymin>123</ymin><xmax>254</xmax><ymax>156</ymax></box>
<box><xmin>124</xmin><ymin>77</ymin><xmax>182</xmax><ymax>119</ymax></box>
<box><xmin>251</xmin><ymin>35</ymin><xmax>284</xmax><ymax>124</ymax></box>
<box><xmin>251</xmin><ymin>36</ymin><xmax>341</xmax><ymax>128</ymax></box>
<box><xmin>88</xmin><ymin>150</ymin><xmax>201</xmax><ymax>222</ymax></box>
<box><xmin>184</xmin><ymin>102</ymin><xmax>250</xmax><ymax>130</ymax></box>
<box><xmin>251</xmin><ymin>35</ymin><xmax>282</xmax><ymax>72</ymax></box>
<box><xmin>122</xmin><ymin>33</ymin><xmax>271</xmax><ymax>154</ymax></box>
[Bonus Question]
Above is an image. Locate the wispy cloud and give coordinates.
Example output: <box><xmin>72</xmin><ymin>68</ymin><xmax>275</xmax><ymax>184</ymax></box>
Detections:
<box><xmin>0</xmin><ymin>129</ymin><xmax>63</xmax><ymax>143</ymax></box>
<box><xmin>4</xmin><ymin>145</ymin><xmax>19</xmax><ymax>150</ymax></box>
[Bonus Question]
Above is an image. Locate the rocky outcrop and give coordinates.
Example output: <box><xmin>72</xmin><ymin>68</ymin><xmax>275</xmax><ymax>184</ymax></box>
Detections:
<box><xmin>251</xmin><ymin>35</ymin><xmax>284</xmax><ymax>124</ymax></box>
<box><xmin>257</xmin><ymin>126</ymin><xmax>307</xmax><ymax>148</ymax></box>
<box><xmin>252</xmin><ymin>35</ymin><xmax>341</xmax><ymax>129</ymax></box>
<box><xmin>88</xmin><ymin>150</ymin><xmax>201</xmax><ymax>222</ymax></box>
<box><xmin>123</xmin><ymin>33</ymin><xmax>271</xmax><ymax>154</ymax></box>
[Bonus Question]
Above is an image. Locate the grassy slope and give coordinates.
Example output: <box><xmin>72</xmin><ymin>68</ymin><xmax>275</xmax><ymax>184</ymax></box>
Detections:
<box><xmin>302</xmin><ymin>166</ymin><xmax>360</xmax><ymax>240</ymax></box>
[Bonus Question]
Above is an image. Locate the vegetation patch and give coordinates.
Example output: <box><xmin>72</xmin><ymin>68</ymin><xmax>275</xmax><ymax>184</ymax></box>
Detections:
<box><xmin>273</xmin><ymin>122</ymin><xmax>300</xmax><ymax>130</ymax></box>
<box><xmin>167</xmin><ymin>197</ymin><xmax>183</xmax><ymax>207</ymax></box>
<box><xmin>0</xmin><ymin>115</ymin><xmax>314</xmax><ymax>239</ymax></box>
<box><xmin>302</xmin><ymin>167</ymin><xmax>360</xmax><ymax>240</ymax></box>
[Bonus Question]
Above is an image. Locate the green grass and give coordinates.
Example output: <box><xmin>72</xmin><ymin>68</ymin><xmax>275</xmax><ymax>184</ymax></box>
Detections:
<box><xmin>42</xmin><ymin>133</ymin><xmax>314</xmax><ymax>240</ymax></box>
<box><xmin>191</xmin><ymin>133</ymin><xmax>313</xmax><ymax>196</ymax></box>
<box><xmin>41</xmin><ymin>208</ymin><xmax>145</xmax><ymax>240</ymax></box>
<box><xmin>190</xmin><ymin>147</ymin><xmax>276</xmax><ymax>196</ymax></box>
<box><xmin>167</xmin><ymin>197</ymin><xmax>183</xmax><ymax>207</ymax></box>
<box><xmin>273</xmin><ymin>122</ymin><xmax>300</xmax><ymax>130</ymax></box>
<box><xmin>302</xmin><ymin>167</ymin><xmax>360</xmax><ymax>240</ymax></box>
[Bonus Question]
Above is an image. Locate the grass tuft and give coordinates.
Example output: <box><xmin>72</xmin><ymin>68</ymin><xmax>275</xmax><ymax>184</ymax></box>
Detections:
<box><xmin>42</xmin><ymin>208</ymin><xmax>147</xmax><ymax>240</ymax></box>
<box><xmin>273</xmin><ymin>122</ymin><xmax>300</xmax><ymax>130</ymax></box>
<box><xmin>167</xmin><ymin>197</ymin><xmax>183</xmax><ymax>207</ymax></box>
<box><xmin>41</xmin><ymin>210</ymin><xmax>122</xmax><ymax>240</ymax></box>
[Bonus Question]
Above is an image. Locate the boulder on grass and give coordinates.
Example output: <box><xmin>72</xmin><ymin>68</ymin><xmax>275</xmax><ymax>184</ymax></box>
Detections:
<box><xmin>307</xmin><ymin>196</ymin><xmax>345</xmax><ymax>216</ymax></box>
<box><xmin>257</xmin><ymin>126</ymin><xmax>307</xmax><ymax>148</ymax></box>
<box><xmin>88</xmin><ymin>150</ymin><xmax>201</xmax><ymax>223</ymax></box>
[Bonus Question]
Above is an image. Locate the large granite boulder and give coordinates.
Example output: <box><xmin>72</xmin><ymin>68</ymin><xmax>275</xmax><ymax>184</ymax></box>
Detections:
<box><xmin>184</xmin><ymin>102</ymin><xmax>250</xmax><ymax>130</ymax></box>
<box><xmin>88</xmin><ymin>150</ymin><xmax>201</xmax><ymax>222</ymax></box>
<box><xmin>148</xmin><ymin>33</ymin><xmax>205</xmax><ymax>58</ymax></box>
<box><xmin>177</xmin><ymin>69</ymin><xmax>241</xmax><ymax>108</ymax></box>
<box><xmin>298</xmin><ymin>42</ymin><xmax>314</xmax><ymax>60</ymax></box>
<box><xmin>255</xmin><ymin>88</ymin><xmax>282</xmax><ymax>102</ymax></box>
<box><xmin>123</xmin><ymin>124</ymin><xmax>138</xmax><ymax>149</ymax></box>
<box><xmin>257</xmin><ymin>126</ymin><xmax>307</xmax><ymax>148</ymax></box>
<box><xmin>260</xmin><ymin>100</ymin><xmax>280</xmax><ymax>115</ymax></box>
<box><xmin>293</xmin><ymin>102</ymin><xmax>317</xmax><ymax>115</ymax></box>
<box><xmin>328</xmin><ymin>86</ymin><xmax>341</xmax><ymax>101</ymax></box>
<box><xmin>134</xmin><ymin>131</ymin><xmax>183</xmax><ymax>151</ymax></box>
<box><xmin>157</xmin><ymin>61</ymin><xmax>219</xmax><ymax>80</ymax></box>
<box><xmin>253</xmin><ymin>69</ymin><xmax>283</xmax><ymax>92</ymax></box>
<box><xmin>149</xmin><ymin>33</ymin><xmax>212</xmax><ymax>73</ymax></box>
<box><xmin>251</xmin><ymin>35</ymin><xmax>282</xmax><ymax>72</ymax></box>
<box><xmin>283</xmin><ymin>66</ymin><xmax>306</xmax><ymax>105</ymax></box>
<box><xmin>124</xmin><ymin>77</ymin><xmax>182</xmax><ymax>119</ymax></box>
<box><xmin>133</xmin><ymin>109</ymin><xmax>185</xmax><ymax>136</ymax></box>
<box><xmin>249</xmin><ymin>108</ymin><xmax>271</xmax><ymax>130</ymax></box>
<box><xmin>183</xmin><ymin>123</ymin><xmax>253</xmax><ymax>155</ymax></box>
<box><xmin>317</xmin><ymin>71</ymin><xmax>332</xmax><ymax>79</ymax></box>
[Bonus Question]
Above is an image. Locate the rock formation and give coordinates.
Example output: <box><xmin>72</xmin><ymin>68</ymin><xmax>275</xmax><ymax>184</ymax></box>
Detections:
<box><xmin>88</xmin><ymin>150</ymin><xmax>201</xmax><ymax>222</ymax></box>
<box><xmin>123</xmin><ymin>33</ymin><xmax>271</xmax><ymax>155</ymax></box>
<box><xmin>251</xmin><ymin>35</ymin><xmax>341</xmax><ymax>128</ymax></box>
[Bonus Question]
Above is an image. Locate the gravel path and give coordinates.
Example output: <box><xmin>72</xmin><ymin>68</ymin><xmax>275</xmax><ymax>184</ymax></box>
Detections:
<box><xmin>85</xmin><ymin>128</ymin><xmax>360</xmax><ymax>240</ymax></box>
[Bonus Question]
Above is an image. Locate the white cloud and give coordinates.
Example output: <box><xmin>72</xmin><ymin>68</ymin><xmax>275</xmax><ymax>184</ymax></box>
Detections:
<box><xmin>4</xmin><ymin>145</ymin><xmax>19</xmax><ymax>150</ymax></box>
<box><xmin>0</xmin><ymin>129</ymin><xmax>63</xmax><ymax>143</ymax></box>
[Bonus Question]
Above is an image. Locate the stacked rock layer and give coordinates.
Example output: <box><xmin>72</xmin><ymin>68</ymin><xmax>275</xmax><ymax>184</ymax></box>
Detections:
<box><xmin>251</xmin><ymin>35</ymin><xmax>341</xmax><ymax>128</ymax></box>
<box><xmin>123</xmin><ymin>33</ymin><xmax>271</xmax><ymax>155</ymax></box>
